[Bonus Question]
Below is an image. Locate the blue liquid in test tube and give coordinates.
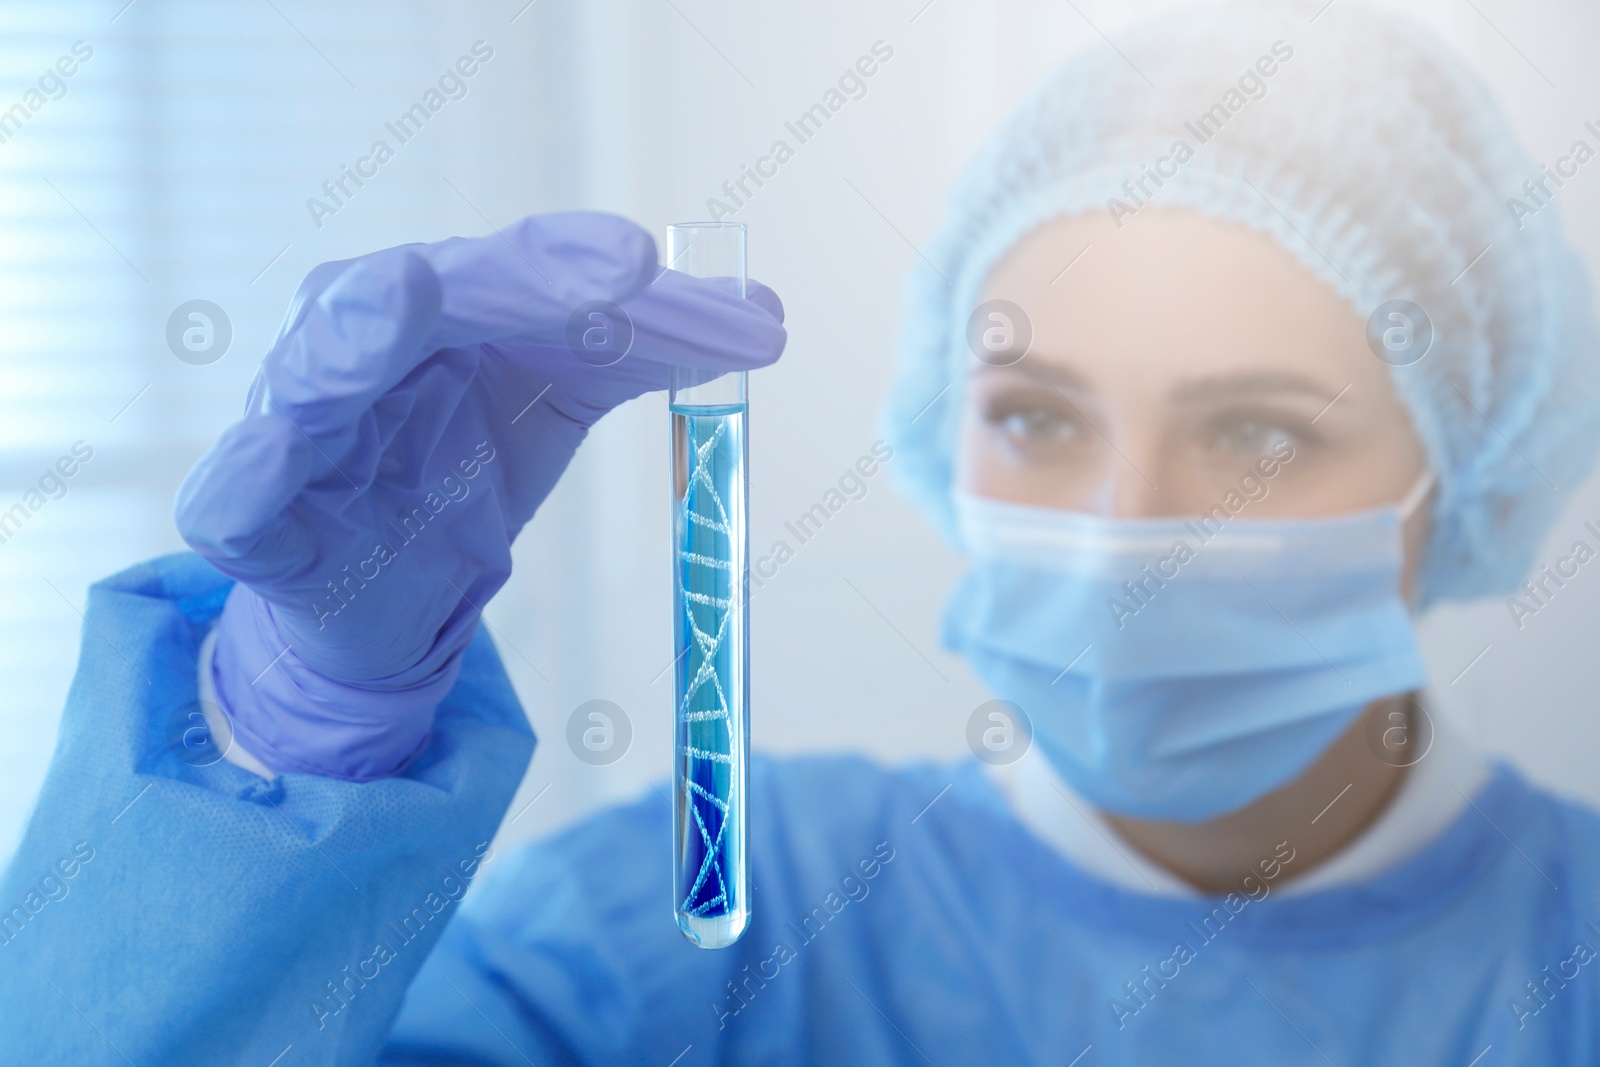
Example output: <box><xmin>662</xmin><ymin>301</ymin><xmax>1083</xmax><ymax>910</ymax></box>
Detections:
<box><xmin>667</xmin><ymin>222</ymin><xmax>751</xmax><ymax>948</ymax></box>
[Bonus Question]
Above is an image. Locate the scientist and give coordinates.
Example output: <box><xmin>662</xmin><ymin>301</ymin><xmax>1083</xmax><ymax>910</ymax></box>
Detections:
<box><xmin>6</xmin><ymin>2</ymin><xmax>1600</xmax><ymax>1064</ymax></box>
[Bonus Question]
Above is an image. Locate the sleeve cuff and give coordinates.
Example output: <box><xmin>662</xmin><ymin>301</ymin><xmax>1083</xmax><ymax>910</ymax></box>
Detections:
<box><xmin>196</xmin><ymin>625</ymin><xmax>276</xmax><ymax>780</ymax></box>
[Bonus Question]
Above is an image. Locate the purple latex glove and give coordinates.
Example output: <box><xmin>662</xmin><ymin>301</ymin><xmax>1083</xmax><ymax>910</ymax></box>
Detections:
<box><xmin>175</xmin><ymin>212</ymin><xmax>786</xmax><ymax>780</ymax></box>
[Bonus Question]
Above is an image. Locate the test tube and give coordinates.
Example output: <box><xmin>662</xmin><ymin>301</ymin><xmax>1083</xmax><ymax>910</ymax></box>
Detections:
<box><xmin>667</xmin><ymin>221</ymin><xmax>750</xmax><ymax>949</ymax></box>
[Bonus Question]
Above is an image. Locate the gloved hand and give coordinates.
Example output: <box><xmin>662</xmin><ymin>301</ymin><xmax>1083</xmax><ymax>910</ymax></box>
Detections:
<box><xmin>175</xmin><ymin>212</ymin><xmax>786</xmax><ymax>780</ymax></box>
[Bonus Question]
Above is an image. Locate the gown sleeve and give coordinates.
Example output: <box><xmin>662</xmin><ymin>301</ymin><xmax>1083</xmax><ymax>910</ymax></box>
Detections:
<box><xmin>381</xmin><ymin>772</ymin><xmax>773</xmax><ymax>1066</ymax></box>
<box><xmin>0</xmin><ymin>554</ymin><xmax>534</xmax><ymax>1066</ymax></box>
<box><xmin>380</xmin><ymin>754</ymin><xmax>918</xmax><ymax>1067</ymax></box>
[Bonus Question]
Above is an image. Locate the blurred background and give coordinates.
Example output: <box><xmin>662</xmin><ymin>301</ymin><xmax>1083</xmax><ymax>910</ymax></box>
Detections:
<box><xmin>3</xmin><ymin>0</ymin><xmax>1599</xmax><ymax>863</ymax></box>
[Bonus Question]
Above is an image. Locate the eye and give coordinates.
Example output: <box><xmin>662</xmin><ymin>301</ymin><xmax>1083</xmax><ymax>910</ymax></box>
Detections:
<box><xmin>1203</xmin><ymin>409</ymin><xmax>1311</xmax><ymax>459</ymax></box>
<box><xmin>984</xmin><ymin>394</ymin><xmax>1087</xmax><ymax>451</ymax></box>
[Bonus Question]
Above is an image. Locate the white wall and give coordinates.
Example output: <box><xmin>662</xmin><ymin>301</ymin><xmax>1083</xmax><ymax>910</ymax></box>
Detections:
<box><xmin>3</xmin><ymin>0</ymin><xmax>1599</xmax><ymax>860</ymax></box>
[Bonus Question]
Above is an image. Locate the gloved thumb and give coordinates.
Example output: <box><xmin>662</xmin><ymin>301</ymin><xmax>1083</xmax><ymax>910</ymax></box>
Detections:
<box><xmin>617</xmin><ymin>267</ymin><xmax>788</xmax><ymax>374</ymax></box>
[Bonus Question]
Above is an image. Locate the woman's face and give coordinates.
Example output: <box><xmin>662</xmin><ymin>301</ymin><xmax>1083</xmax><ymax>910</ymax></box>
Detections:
<box><xmin>955</xmin><ymin>210</ymin><xmax>1431</xmax><ymax>547</ymax></box>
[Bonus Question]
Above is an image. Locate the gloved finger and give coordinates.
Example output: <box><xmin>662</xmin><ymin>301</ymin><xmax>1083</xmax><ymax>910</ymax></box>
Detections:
<box><xmin>179</xmin><ymin>250</ymin><xmax>446</xmax><ymax>578</ymax></box>
<box><xmin>254</xmin><ymin>213</ymin><xmax>655</xmax><ymax>429</ymax></box>
<box><xmin>417</xmin><ymin>211</ymin><xmax>660</xmax><ymax>350</ymax></box>
<box><xmin>260</xmin><ymin>246</ymin><xmax>444</xmax><ymax>433</ymax></box>
<box><xmin>472</xmin><ymin>275</ymin><xmax>786</xmax><ymax>427</ymax></box>
<box><xmin>262</xmin><ymin>252</ymin><xmax>380</xmax><ymax>357</ymax></box>
<box><xmin>615</xmin><ymin>268</ymin><xmax>788</xmax><ymax>373</ymax></box>
<box><xmin>745</xmin><ymin>278</ymin><xmax>784</xmax><ymax>325</ymax></box>
<box><xmin>177</xmin><ymin>351</ymin><xmax>474</xmax><ymax>585</ymax></box>
<box><xmin>175</xmin><ymin>415</ymin><xmax>327</xmax><ymax>582</ymax></box>
<box><xmin>411</xmin><ymin>215</ymin><xmax>784</xmax><ymax>365</ymax></box>
<box><xmin>256</xmin><ymin>215</ymin><xmax>773</xmax><ymax>435</ymax></box>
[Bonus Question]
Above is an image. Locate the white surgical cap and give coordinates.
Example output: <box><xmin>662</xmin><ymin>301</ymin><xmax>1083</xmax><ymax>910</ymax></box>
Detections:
<box><xmin>881</xmin><ymin>0</ymin><xmax>1600</xmax><ymax>607</ymax></box>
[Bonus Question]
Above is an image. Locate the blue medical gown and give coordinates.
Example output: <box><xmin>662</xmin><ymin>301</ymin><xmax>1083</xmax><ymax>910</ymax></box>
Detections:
<box><xmin>4</xmin><ymin>554</ymin><xmax>1600</xmax><ymax>1065</ymax></box>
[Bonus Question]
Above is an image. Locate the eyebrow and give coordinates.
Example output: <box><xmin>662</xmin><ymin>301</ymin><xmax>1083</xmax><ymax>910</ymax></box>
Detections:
<box><xmin>1170</xmin><ymin>371</ymin><xmax>1339</xmax><ymax>405</ymax></box>
<box><xmin>970</xmin><ymin>360</ymin><xmax>1094</xmax><ymax>393</ymax></box>
<box><xmin>972</xmin><ymin>360</ymin><xmax>1336</xmax><ymax>405</ymax></box>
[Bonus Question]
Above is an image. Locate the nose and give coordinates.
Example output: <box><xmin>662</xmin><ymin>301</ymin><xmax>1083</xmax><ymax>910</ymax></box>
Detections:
<box><xmin>1078</xmin><ymin>457</ymin><xmax>1167</xmax><ymax>519</ymax></box>
<box><xmin>1111</xmin><ymin>468</ymin><xmax>1167</xmax><ymax>518</ymax></box>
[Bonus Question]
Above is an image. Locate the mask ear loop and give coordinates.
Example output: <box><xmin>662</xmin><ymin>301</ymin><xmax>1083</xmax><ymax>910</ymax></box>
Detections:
<box><xmin>1398</xmin><ymin>470</ymin><xmax>1435</xmax><ymax>520</ymax></box>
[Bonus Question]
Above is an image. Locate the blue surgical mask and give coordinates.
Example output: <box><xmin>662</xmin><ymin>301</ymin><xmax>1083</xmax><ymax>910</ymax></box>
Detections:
<box><xmin>942</xmin><ymin>479</ymin><xmax>1433</xmax><ymax>822</ymax></box>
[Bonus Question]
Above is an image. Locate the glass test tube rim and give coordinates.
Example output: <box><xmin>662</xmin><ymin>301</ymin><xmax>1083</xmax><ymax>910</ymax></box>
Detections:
<box><xmin>667</xmin><ymin>221</ymin><xmax>748</xmax><ymax>410</ymax></box>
